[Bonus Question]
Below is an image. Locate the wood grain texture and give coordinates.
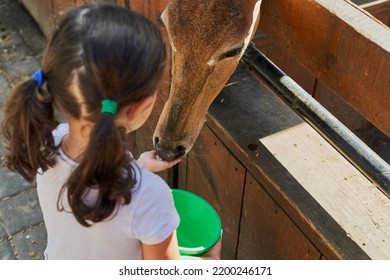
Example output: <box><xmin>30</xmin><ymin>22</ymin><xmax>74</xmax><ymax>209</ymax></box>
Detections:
<box><xmin>207</xmin><ymin>64</ymin><xmax>380</xmax><ymax>259</ymax></box>
<box><xmin>260</xmin><ymin>0</ymin><xmax>390</xmax><ymax>136</ymax></box>
<box><xmin>181</xmin><ymin>125</ymin><xmax>246</xmax><ymax>260</ymax></box>
<box><xmin>363</xmin><ymin>0</ymin><xmax>390</xmax><ymax>27</ymax></box>
<box><xmin>238</xmin><ymin>173</ymin><xmax>321</xmax><ymax>260</ymax></box>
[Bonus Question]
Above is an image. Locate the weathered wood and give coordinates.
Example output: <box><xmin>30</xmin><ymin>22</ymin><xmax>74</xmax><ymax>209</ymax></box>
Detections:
<box><xmin>260</xmin><ymin>0</ymin><xmax>390</xmax><ymax>137</ymax></box>
<box><xmin>259</xmin><ymin>116</ymin><xmax>390</xmax><ymax>260</ymax></box>
<box><xmin>207</xmin><ymin>64</ymin><xmax>390</xmax><ymax>259</ymax></box>
<box><xmin>252</xmin><ymin>34</ymin><xmax>372</xmax><ymax>132</ymax></box>
<box><xmin>363</xmin><ymin>0</ymin><xmax>390</xmax><ymax>27</ymax></box>
<box><xmin>19</xmin><ymin>0</ymin><xmax>122</xmax><ymax>36</ymax></box>
<box><xmin>254</xmin><ymin>1</ymin><xmax>390</xmax><ymax>133</ymax></box>
<box><xmin>313</xmin><ymin>81</ymin><xmax>369</xmax><ymax>131</ymax></box>
<box><xmin>238</xmin><ymin>173</ymin><xmax>321</xmax><ymax>259</ymax></box>
<box><xmin>19</xmin><ymin>0</ymin><xmax>56</xmax><ymax>36</ymax></box>
<box><xmin>180</xmin><ymin>125</ymin><xmax>246</xmax><ymax>260</ymax></box>
<box><xmin>253</xmin><ymin>34</ymin><xmax>316</xmax><ymax>96</ymax></box>
<box><xmin>130</xmin><ymin>0</ymin><xmax>149</xmax><ymax>15</ymax></box>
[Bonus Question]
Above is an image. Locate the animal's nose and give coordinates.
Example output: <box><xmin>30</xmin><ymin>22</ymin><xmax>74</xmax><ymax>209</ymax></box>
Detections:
<box><xmin>154</xmin><ymin>137</ymin><xmax>186</xmax><ymax>161</ymax></box>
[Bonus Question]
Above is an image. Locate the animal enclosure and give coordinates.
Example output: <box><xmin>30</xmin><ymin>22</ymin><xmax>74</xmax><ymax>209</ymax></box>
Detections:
<box><xmin>20</xmin><ymin>0</ymin><xmax>390</xmax><ymax>259</ymax></box>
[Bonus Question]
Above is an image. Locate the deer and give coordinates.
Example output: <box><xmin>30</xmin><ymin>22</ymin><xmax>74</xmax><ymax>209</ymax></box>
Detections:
<box><xmin>153</xmin><ymin>0</ymin><xmax>262</xmax><ymax>161</ymax></box>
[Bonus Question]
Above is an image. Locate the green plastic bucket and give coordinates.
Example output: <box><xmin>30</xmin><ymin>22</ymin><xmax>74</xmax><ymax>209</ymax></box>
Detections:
<box><xmin>171</xmin><ymin>189</ymin><xmax>222</xmax><ymax>256</ymax></box>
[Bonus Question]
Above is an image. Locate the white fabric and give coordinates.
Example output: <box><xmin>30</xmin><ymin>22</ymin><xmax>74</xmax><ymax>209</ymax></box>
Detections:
<box><xmin>36</xmin><ymin>123</ymin><xmax>179</xmax><ymax>260</ymax></box>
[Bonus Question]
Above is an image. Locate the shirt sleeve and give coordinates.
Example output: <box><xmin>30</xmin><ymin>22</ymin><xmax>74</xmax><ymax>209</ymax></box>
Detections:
<box><xmin>132</xmin><ymin>175</ymin><xmax>180</xmax><ymax>245</ymax></box>
<box><xmin>52</xmin><ymin>123</ymin><xmax>69</xmax><ymax>146</ymax></box>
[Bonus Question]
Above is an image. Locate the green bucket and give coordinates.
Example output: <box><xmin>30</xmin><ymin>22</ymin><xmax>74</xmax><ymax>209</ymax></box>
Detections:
<box><xmin>171</xmin><ymin>189</ymin><xmax>222</xmax><ymax>256</ymax></box>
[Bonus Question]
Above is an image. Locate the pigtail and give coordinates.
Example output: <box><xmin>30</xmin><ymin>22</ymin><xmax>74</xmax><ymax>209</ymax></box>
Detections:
<box><xmin>63</xmin><ymin>113</ymin><xmax>136</xmax><ymax>227</ymax></box>
<box><xmin>2</xmin><ymin>78</ymin><xmax>58</xmax><ymax>182</ymax></box>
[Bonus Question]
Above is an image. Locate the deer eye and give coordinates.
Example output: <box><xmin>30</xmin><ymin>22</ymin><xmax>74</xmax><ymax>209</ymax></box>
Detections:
<box><xmin>221</xmin><ymin>47</ymin><xmax>243</xmax><ymax>60</ymax></box>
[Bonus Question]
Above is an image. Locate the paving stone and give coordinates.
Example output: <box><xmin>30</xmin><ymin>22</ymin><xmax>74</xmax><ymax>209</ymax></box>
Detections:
<box><xmin>0</xmin><ymin>218</ymin><xmax>8</xmax><ymax>239</ymax></box>
<box><xmin>0</xmin><ymin>74</ymin><xmax>9</xmax><ymax>104</ymax></box>
<box><xmin>13</xmin><ymin>223</ymin><xmax>46</xmax><ymax>260</ymax></box>
<box><xmin>0</xmin><ymin>189</ymin><xmax>43</xmax><ymax>236</ymax></box>
<box><xmin>0</xmin><ymin>168</ymin><xmax>35</xmax><ymax>198</ymax></box>
<box><xmin>0</xmin><ymin>36</ymin><xmax>40</xmax><ymax>86</ymax></box>
<box><xmin>0</xmin><ymin>238</ymin><xmax>16</xmax><ymax>260</ymax></box>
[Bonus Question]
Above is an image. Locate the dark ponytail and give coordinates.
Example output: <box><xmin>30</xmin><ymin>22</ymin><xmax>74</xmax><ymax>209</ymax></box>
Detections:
<box><xmin>62</xmin><ymin>113</ymin><xmax>136</xmax><ymax>227</ymax></box>
<box><xmin>2</xmin><ymin>77</ymin><xmax>58</xmax><ymax>182</ymax></box>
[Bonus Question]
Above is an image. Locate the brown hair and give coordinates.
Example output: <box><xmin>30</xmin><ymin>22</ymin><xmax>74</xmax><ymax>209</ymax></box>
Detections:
<box><xmin>2</xmin><ymin>5</ymin><xmax>166</xmax><ymax>226</ymax></box>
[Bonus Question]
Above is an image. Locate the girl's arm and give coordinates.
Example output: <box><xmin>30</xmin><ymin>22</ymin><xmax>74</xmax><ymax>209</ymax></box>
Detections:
<box><xmin>142</xmin><ymin>233</ymin><xmax>222</xmax><ymax>260</ymax></box>
<box><xmin>142</xmin><ymin>231</ymin><xmax>181</xmax><ymax>260</ymax></box>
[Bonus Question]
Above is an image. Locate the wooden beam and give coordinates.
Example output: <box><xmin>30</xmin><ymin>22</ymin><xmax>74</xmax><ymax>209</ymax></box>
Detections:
<box><xmin>259</xmin><ymin>0</ymin><xmax>390</xmax><ymax>137</ymax></box>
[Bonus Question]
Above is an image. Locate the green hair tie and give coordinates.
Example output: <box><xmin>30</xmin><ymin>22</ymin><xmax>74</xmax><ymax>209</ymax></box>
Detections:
<box><xmin>101</xmin><ymin>99</ymin><xmax>118</xmax><ymax>115</ymax></box>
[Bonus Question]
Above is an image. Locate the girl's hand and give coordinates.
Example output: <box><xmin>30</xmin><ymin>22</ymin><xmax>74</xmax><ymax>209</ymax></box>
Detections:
<box><xmin>137</xmin><ymin>150</ymin><xmax>182</xmax><ymax>173</ymax></box>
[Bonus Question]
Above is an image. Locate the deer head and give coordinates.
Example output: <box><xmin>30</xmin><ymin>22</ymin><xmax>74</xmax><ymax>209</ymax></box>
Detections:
<box><xmin>154</xmin><ymin>0</ymin><xmax>262</xmax><ymax>160</ymax></box>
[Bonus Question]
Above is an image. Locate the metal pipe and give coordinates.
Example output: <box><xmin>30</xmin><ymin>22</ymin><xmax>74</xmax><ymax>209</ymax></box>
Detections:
<box><xmin>242</xmin><ymin>43</ymin><xmax>390</xmax><ymax>198</ymax></box>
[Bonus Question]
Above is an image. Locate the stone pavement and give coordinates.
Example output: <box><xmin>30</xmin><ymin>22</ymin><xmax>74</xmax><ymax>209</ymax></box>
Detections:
<box><xmin>0</xmin><ymin>0</ymin><xmax>47</xmax><ymax>260</ymax></box>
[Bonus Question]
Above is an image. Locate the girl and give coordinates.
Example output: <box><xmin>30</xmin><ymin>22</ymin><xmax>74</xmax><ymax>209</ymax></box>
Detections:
<box><xmin>2</xmin><ymin>4</ymin><xmax>220</xmax><ymax>260</ymax></box>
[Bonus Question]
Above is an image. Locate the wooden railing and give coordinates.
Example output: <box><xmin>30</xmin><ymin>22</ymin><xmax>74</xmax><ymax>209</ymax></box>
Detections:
<box><xmin>258</xmin><ymin>0</ymin><xmax>390</xmax><ymax>137</ymax></box>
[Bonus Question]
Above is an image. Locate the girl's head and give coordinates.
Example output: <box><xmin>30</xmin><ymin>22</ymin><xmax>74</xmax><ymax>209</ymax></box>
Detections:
<box><xmin>44</xmin><ymin>5</ymin><xmax>166</xmax><ymax>123</ymax></box>
<box><xmin>2</xmin><ymin>5</ymin><xmax>167</xmax><ymax>226</ymax></box>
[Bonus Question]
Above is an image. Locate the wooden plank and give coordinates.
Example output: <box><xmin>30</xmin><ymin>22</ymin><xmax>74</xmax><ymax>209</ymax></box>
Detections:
<box><xmin>313</xmin><ymin>81</ymin><xmax>370</xmax><ymax>131</ymax></box>
<box><xmin>363</xmin><ymin>1</ymin><xmax>390</xmax><ymax>27</ymax></box>
<box><xmin>259</xmin><ymin>0</ymin><xmax>390</xmax><ymax>137</ymax></box>
<box><xmin>253</xmin><ymin>34</ymin><xmax>317</xmax><ymax>96</ymax></box>
<box><xmin>364</xmin><ymin>1</ymin><xmax>390</xmax><ymax>27</ymax></box>
<box><xmin>253</xmin><ymin>34</ymin><xmax>370</xmax><ymax>132</ymax></box>
<box><xmin>130</xmin><ymin>0</ymin><xmax>150</xmax><ymax>15</ymax></box>
<box><xmin>253</xmin><ymin>1</ymin><xmax>390</xmax><ymax>133</ymax></box>
<box><xmin>19</xmin><ymin>0</ymin><xmax>123</xmax><ymax>36</ymax></box>
<box><xmin>352</xmin><ymin>0</ymin><xmax>379</xmax><ymax>5</ymax></box>
<box><xmin>19</xmin><ymin>0</ymin><xmax>56</xmax><ymax>36</ymax></box>
<box><xmin>182</xmin><ymin>125</ymin><xmax>246</xmax><ymax>260</ymax></box>
<box><xmin>113</xmin><ymin>0</ymin><xmax>128</xmax><ymax>7</ymax></box>
<box><xmin>259</xmin><ymin>118</ymin><xmax>390</xmax><ymax>260</ymax></box>
<box><xmin>238</xmin><ymin>173</ymin><xmax>321</xmax><ymax>260</ymax></box>
<box><xmin>50</xmin><ymin>0</ymin><xmax>94</xmax><ymax>25</ymax></box>
<box><xmin>207</xmin><ymin>64</ymin><xmax>389</xmax><ymax>259</ymax></box>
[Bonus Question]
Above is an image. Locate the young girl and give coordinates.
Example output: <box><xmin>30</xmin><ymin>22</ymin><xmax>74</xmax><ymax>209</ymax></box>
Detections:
<box><xmin>2</xmin><ymin>4</ymin><xmax>220</xmax><ymax>260</ymax></box>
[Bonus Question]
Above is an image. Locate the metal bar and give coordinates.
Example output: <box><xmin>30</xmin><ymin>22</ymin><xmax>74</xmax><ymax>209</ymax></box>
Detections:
<box><xmin>242</xmin><ymin>43</ymin><xmax>390</xmax><ymax>198</ymax></box>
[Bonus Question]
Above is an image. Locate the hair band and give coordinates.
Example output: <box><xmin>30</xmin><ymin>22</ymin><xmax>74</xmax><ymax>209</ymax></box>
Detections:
<box><xmin>101</xmin><ymin>99</ymin><xmax>118</xmax><ymax>115</ymax></box>
<box><xmin>32</xmin><ymin>70</ymin><xmax>45</xmax><ymax>88</ymax></box>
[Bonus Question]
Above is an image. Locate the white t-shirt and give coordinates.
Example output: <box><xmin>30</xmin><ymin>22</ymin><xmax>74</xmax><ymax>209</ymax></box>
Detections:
<box><xmin>36</xmin><ymin>123</ymin><xmax>180</xmax><ymax>260</ymax></box>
